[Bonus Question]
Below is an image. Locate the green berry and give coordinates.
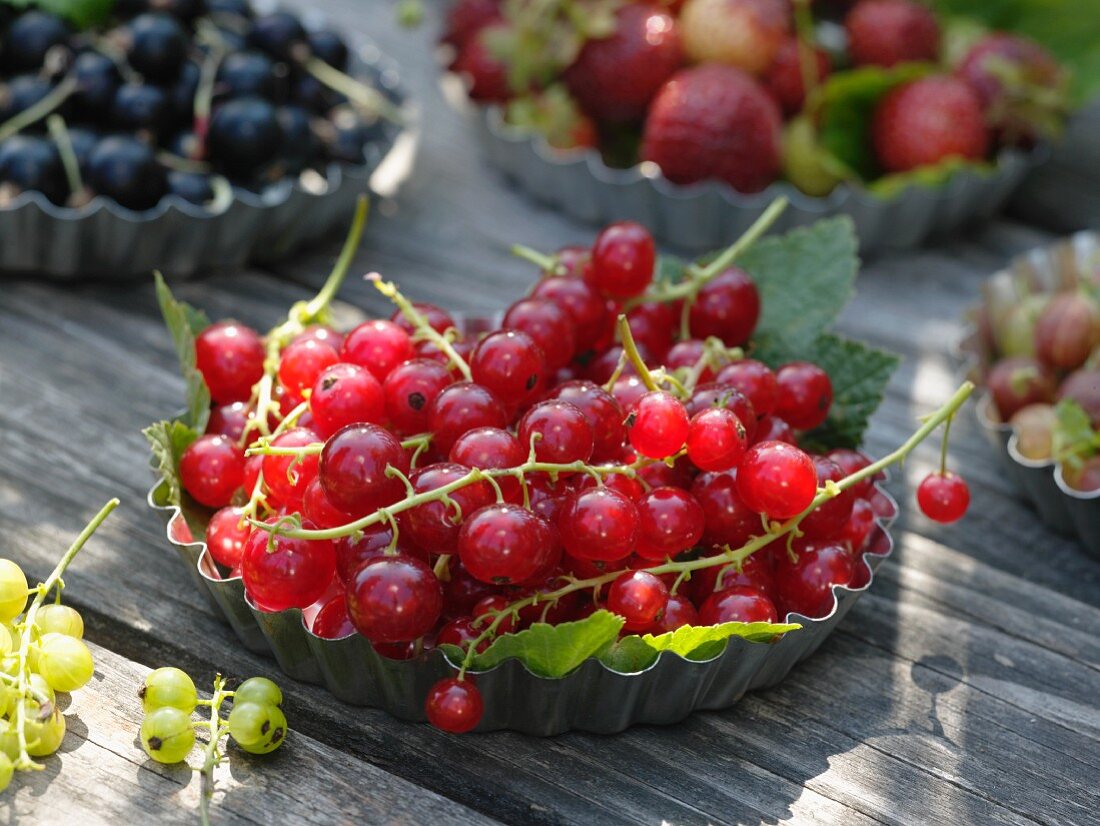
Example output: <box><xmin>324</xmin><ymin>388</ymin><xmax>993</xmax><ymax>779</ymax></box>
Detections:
<box><xmin>23</xmin><ymin>701</ymin><xmax>65</xmax><ymax>757</ymax></box>
<box><xmin>36</xmin><ymin>633</ymin><xmax>94</xmax><ymax>693</ymax></box>
<box><xmin>141</xmin><ymin>667</ymin><xmax>198</xmax><ymax>714</ymax></box>
<box><xmin>0</xmin><ymin>561</ymin><xmax>28</xmax><ymax>623</ymax></box>
<box><xmin>233</xmin><ymin>677</ymin><xmax>282</xmax><ymax>708</ymax></box>
<box><xmin>140</xmin><ymin>706</ymin><xmax>195</xmax><ymax>764</ymax></box>
<box><xmin>228</xmin><ymin>702</ymin><xmax>287</xmax><ymax>755</ymax></box>
<box><xmin>35</xmin><ymin>604</ymin><xmax>84</xmax><ymax>638</ymax></box>
<box><xmin>0</xmin><ymin>751</ymin><xmax>13</xmax><ymax>792</ymax></box>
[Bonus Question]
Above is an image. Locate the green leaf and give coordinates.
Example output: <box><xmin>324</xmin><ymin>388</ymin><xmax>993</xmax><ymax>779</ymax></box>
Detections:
<box><xmin>463</xmin><ymin>609</ymin><xmax>624</xmax><ymax>677</ymax></box>
<box><xmin>600</xmin><ymin>621</ymin><xmax>801</xmax><ymax>673</ymax></box>
<box><xmin>738</xmin><ymin>217</ymin><xmax>859</xmax><ymax>357</ymax></box>
<box><xmin>817</xmin><ymin>63</ymin><xmax>934</xmax><ymax>181</ymax></box>
<box><xmin>143</xmin><ymin>419</ymin><xmax>200</xmax><ymax>509</ymax></box>
<box><xmin>154</xmin><ymin>272</ymin><xmax>211</xmax><ymax>433</ymax></box>
<box><xmin>1052</xmin><ymin>398</ymin><xmax>1099</xmax><ymax>468</ymax></box>
<box><xmin>0</xmin><ymin>0</ymin><xmax>115</xmax><ymax>27</ymax></box>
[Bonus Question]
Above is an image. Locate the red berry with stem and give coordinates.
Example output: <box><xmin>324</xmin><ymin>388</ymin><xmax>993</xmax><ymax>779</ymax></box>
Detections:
<box><xmin>691</xmin><ymin>471</ymin><xmax>759</xmax><ymax>548</ymax></box>
<box><xmin>715</xmin><ymin>360</ymin><xmax>778</xmax><ymax>417</ymax></box>
<box><xmin>690</xmin><ymin>551</ymin><xmax>774</xmax><ymax>603</ymax></box>
<box><xmin>586</xmin><ymin>221</ymin><xmax>656</xmax><ymax>300</ymax></box>
<box><xmin>800</xmin><ymin>456</ymin><xmax>855</xmax><ymax>540</ymax></box>
<box><xmin>627</xmin><ymin>390</ymin><xmax>690</xmax><ymax>459</ymax></box>
<box><xmin>608</xmin><ymin>570</ymin><xmax>669</xmax><ymax>631</ymax></box>
<box><xmin>472</xmin><ymin>594</ymin><xmax>518</xmax><ymax>634</ymax></box>
<box><xmin>426</xmin><ymin>678</ymin><xmax>483</xmax><ymax>734</ymax></box>
<box><xmin>301</xmin><ymin>477</ymin><xmax>356</xmax><ymax>530</ymax></box>
<box><xmin>311</xmin><ymin>594</ymin><xmax>356</xmax><ymax>640</ymax></box>
<box><xmin>180</xmin><ymin>434</ymin><xmax>245</xmax><ymax>508</ymax></box>
<box><xmin>293</xmin><ymin>324</ymin><xmax>343</xmax><ymax>350</ymax></box>
<box><xmin>470</xmin><ymin>329</ymin><xmax>546</xmax><ymax>409</ymax></box>
<box><xmin>382</xmin><ymin>358</ymin><xmax>455</xmax><ymax>436</ymax></box>
<box><xmin>752</xmin><ymin>415</ymin><xmax>795</xmax><ymax>445</ymax></box>
<box><xmin>612</xmin><ymin>375</ymin><xmax>648</xmax><ymax>412</ymax></box>
<box><xmin>840</xmin><ymin>498</ymin><xmax>877</xmax><ymax>554</ymax></box>
<box><xmin>309</xmin><ymin>362</ymin><xmax>385</xmax><ymax>438</ymax></box>
<box><xmin>529</xmin><ymin>274</ymin><xmax>609</xmax><ymax>353</ymax></box>
<box><xmin>503</xmin><ymin>298</ymin><xmax>577</xmax><ymax>371</ymax></box>
<box><xmin>403</xmin><ymin>463</ymin><xmax>495</xmax><ymax>553</ymax></box>
<box><xmin>194</xmin><ymin>320</ymin><xmax>266</xmax><ymax>404</ymax></box>
<box><xmin>558</xmin><ymin>487</ymin><xmax>639</xmax><ymax>562</ymax></box>
<box><xmin>665</xmin><ymin>339</ymin><xmax>711</xmax><ymax>379</ymax></box>
<box><xmin>688</xmin><ymin>268</ymin><xmax>761</xmax><ymax>346</ymax></box>
<box><xmin>773</xmin><ymin>540</ymin><xmax>855</xmax><ymax>618</ymax></box>
<box><xmin>261</xmin><ymin>427</ymin><xmax>321</xmax><ymax>508</ymax></box>
<box><xmin>627</xmin><ymin>303</ymin><xmax>677</xmax><ymax>361</ymax></box>
<box><xmin>341</xmin><ymin>319</ymin><xmax>415</xmax><ymax>382</ymax></box>
<box><xmin>449</xmin><ymin>426</ymin><xmax>525</xmax><ymax>502</ymax></box>
<box><xmin>241</xmin><ymin>520</ymin><xmax>336</xmax><ymax>612</ymax></box>
<box><xmin>686</xmin><ymin>407</ymin><xmax>748</xmax><ymax>472</ymax></box>
<box><xmin>318</xmin><ymin>423</ymin><xmax>409</xmax><ymax>517</ymax></box>
<box><xmin>549</xmin><ymin>380</ymin><xmax>627</xmax><ymax>462</ymax></box>
<box><xmin>334</xmin><ymin>524</ymin><xmax>419</xmax><ymax>585</ymax></box>
<box><xmin>917</xmin><ymin>471</ymin><xmax>970</xmax><ymax>524</ymax></box>
<box><xmin>437</xmin><ymin>616</ymin><xmax>491</xmax><ymax>653</ymax></box>
<box><xmin>736</xmin><ymin>440</ymin><xmax>817</xmax><ymax>519</ymax></box>
<box><xmin>207</xmin><ymin>401</ymin><xmax>252</xmax><ymax>442</ymax></box>
<box><xmin>278</xmin><ymin>338</ymin><xmax>339</xmax><ymax>399</ymax></box>
<box><xmin>699</xmin><ymin>585</ymin><xmax>778</xmax><ymax>625</ymax></box>
<box><xmin>574</xmin><ymin>471</ymin><xmax>645</xmax><ymax>502</ymax></box>
<box><xmin>347</xmin><ymin>554</ymin><xmax>443</xmax><ymax>643</ymax></box>
<box><xmin>686</xmin><ymin>383</ymin><xmax>758</xmax><ymax>442</ymax></box>
<box><xmin>205</xmin><ymin>506</ymin><xmax>251</xmax><ymax>568</ymax></box>
<box><xmin>825</xmin><ymin>448</ymin><xmax>875</xmax><ymax>498</ymax></box>
<box><xmin>634</xmin><ymin>487</ymin><xmax>705</xmax><ymax>561</ymax></box>
<box><xmin>457</xmin><ymin>504</ymin><xmax>556</xmax><ymax>585</ymax></box>
<box><xmin>426</xmin><ymin>382</ymin><xmax>507</xmax><ymax>454</ymax></box>
<box><xmin>390</xmin><ymin>303</ymin><xmax>456</xmax><ymax>338</ymax></box>
<box><xmin>775</xmin><ymin>362</ymin><xmax>832</xmax><ymax>431</ymax></box>
<box><xmin>650</xmin><ymin>592</ymin><xmax>699</xmax><ymax>632</ymax></box>
<box><xmin>518</xmin><ymin>400</ymin><xmax>595</xmax><ymax>464</ymax></box>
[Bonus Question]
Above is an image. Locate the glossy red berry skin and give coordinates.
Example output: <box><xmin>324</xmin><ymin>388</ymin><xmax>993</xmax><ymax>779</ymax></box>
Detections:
<box><xmin>301</xmin><ymin>477</ymin><xmax>356</xmax><ymax>530</ymax></box>
<box><xmin>773</xmin><ymin>541</ymin><xmax>855</xmax><ymax>619</ymax></box>
<box><xmin>518</xmin><ymin>400</ymin><xmax>595</xmax><ymax>464</ymax></box>
<box><xmin>691</xmin><ymin>472</ymin><xmax>759</xmax><ymax>548</ymax></box>
<box><xmin>293</xmin><ymin>324</ymin><xmax>343</xmax><ymax>350</ymax></box>
<box><xmin>341</xmin><ymin>320</ymin><xmax>415</xmax><ymax>382</ymax></box>
<box><xmin>627</xmin><ymin>390</ymin><xmax>690</xmax><ymax>459</ymax></box>
<box><xmin>334</xmin><ymin>524</ymin><xmax>421</xmax><ymax>585</ymax></box>
<box><xmin>634</xmin><ymin>487</ymin><xmax>705</xmax><ymax>561</ymax></box>
<box><xmin>688</xmin><ymin>268</ymin><xmax>761</xmax><ymax>346</ymax></box>
<box><xmin>346</xmin><ymin>554</ymin><xmax>443</xmax><ymax>643</ymax></box>
<box><xmin>261</xmin><ymin>427</ymin><xmax>321</xmax><ymax>508</ymax></box>
<box><xmin>557</xmin><ymin>487</ymin><xmax>639</xmax><ymax>562</ymax></box>
<box><xmin>437</xmin><ymin>616</ymin><xmax>490</xmax><ymax>653</ymax></box>
<box><xmin>627</xmin><ymin>303</ymin><xmax>677</xmax><ymax>362</ymax></box>
<box><xmin>917</xmin><ymin>472</ymin><xmax>970</xmax><ymax>524</ymax></box>
<box><xmin>503</xmin><ymin>298</ymin><xmax>577</xmax><ymax>371</ymax></box>
<box><xmin>529</xmin><ymin>274</ymin><xmax>608</xmax><ymax>353</ymax></box>
<box><xmin>318</xmin><ymin>423</ymin><xmax>409</xmax><ymax>517</ymax></box>
<box><xmin>470</xmin><ymin>329</ymin><xmax>546</xmax><ymax>409</ymax></box>
<box><xmin>403</xmin><ymin>463</ymin><xmax>494</xmax><ymax>553</ymax></box>
<box><xmin>607</xmin><ymin>570</ymin><xmax>669</xmax><ymax>631</ymax></box>
<box><xmin>686</xmin><ymin>408</ymin><xmax>748</xmax><ymax>472</ymax></box>
<box><xmin>840</xmin><ymin>498</ymin><xmax>877</xmax><ymax>554</ymax></box>
<box><xmin>309</xmin><ymin>362</ymin><xmax>384</xmax><ymax>438</ymax></box>
<box><xmin>205</xmin><ymin>506</ymin><xmax>251</xmax><ymax>568</ymax></box>
<box><xmin>736</xmin><ymin>440</ymin><xmax>817</xmax><ymax>519</ymax></box>
<box><xmin>690</xmin><ymin>551</ymin><xmax>774</xmax><ymax>605</ymax></box>
<box><xmin>715</xmin><ymin>360</ymin><xmax>778</xmax><ymax>417</ymax></box>
<box><xmin>699</xmin><ymin>585</ymin><xmax>778</xmax><ymax>625</ymax></box>
<box><xmin>426</xmin><ymin>382</ymin><xmax>507</xmax><ymax>454</ymax></box>
<box><xmin>206</xmin><ymin>401</ymin><xmax>252</xmax><ymax>442</ymax></box>
<box><xmin>549</xmin><ymin>380</ymin><xmax>627</xmax><ymax>462</ymax></box>
<box><xmin>650</xmin><ymin>592</ymin><xmax>699</xmax><ymax>633</ymax></box>
<box><xmin>825</xmin><ymin>448</ymin><xmax>875</xmax><ymax>498</ymax></box>
<box><xmin>311</xmin><ymin>594</ymin><xmax>356</xmax><ymax>640</ymax></box>
<box><xmin>586</xmin><ymin>221</ymin><xmax>656</xmax><ymax>299</ymax></box>
<box><xmin>241</xmin><ymin>520</ymin><xmax>336</xmax><ymax>612</ymax></box>
<box><xmin>800</xmin><ymin>456</ymin><xmax>855</xmax><ymax>540</ymax></box>
<box><xmin>278</xmin><ymin>338</ymin><xmax>339</xmax><ymax>399</ymax></box>
<box><xmin>472</xmin><ymin>594</ymin><xmax>518</xmax><ymax>634</ymax></box>
<box><xmin>448</xmin><ymin>426</ymin><xmax>525</xmax><ymax>502</ymax></box>
<box><xmin>194</xmin><ymin>321</ymin><xmax>266</xmax><ymax>404</ymax></box>
<box><xmin>685</xmin><ymin>383</ymin><xmax>758</xmax><ymax>442</ymax></box>
<box><xmin>775</xmin><ymin>362</ymin><xmax>833</xmax><ymax>430</ymax></box>
<box><xmin>180</xmin><ymin>434</ymin><xmax>245</xmax><ymax>508</ymax></box>
<box><xmin>664</xmin><ymin>339</ymin><xmax>710</xmax><ymax>379</ymax></box>
<box><xmin>381</xmin><ymin>358</ymin><xmax>454</xmax><ymax>436</ymax></box>
<box><xmin>457</xmin><ymin>504</ymin><xmax>556</xmax><ymax>585</ymax></box>
<box><xmin>425</xmin><ymin>678</ymin><xmax>483</xmax><ymax>733</ymax></box>
<box><xmin>752</xmin><ymin>416</ymin><xmax>796</xmax><ymax>446</ymax></box>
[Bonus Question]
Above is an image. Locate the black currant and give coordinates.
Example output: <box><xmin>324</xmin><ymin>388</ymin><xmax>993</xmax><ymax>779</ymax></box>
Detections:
<box><xmin>86</xmin><ymin>135</ymin><xmax>168</xmax><ymax>210</ymax></box>
<box><xmin>0</xmin><ymin>75</ymin><xmax>56</xmax><ymax>123</ymax></box>
<box><xmin>276</xmin><ymin>105</ymin><xmax>319</xmax><ymax>172</ymax></box>
<box><xmin>65</xmin><ymin>126</ymin><xmax>100</xmax><ymax>174</ymax></box>
<box><xmin>167</xmin><ymin>169</ymin><xmax>214</xmax><ymax>205</ymax></box>
<box><xmin>3</xmin><ymin>12</ymin><xmax>70</xmax><ymax>74</ymax></box>
<box><xmin>247</xmin><ymin>12</ymin><xmax>307</xmax><ymax>63</ymax></box>
<box><xmin>292</xmin><ymin>74</ymin><xmax>343</xmax><ymax>114</ymax></box>
<box><xmin>125</xmin><ymin>13</ymin><xmax>190</xmax><ymax>82</ymax></box>
<box><xmin>71</xmin><ymin>52</ymin><xmax>122</xmax><ymax>121</ymax></box>
<box><xmin>216</xmin><ymin>51</ymin><xmax>280</xmax><ymax>100</ymax></box>
<box><xmin>207</xmin><ymin>96</ymin><xmax>282</xmax><ymax>179</ymax></box>
<box><xmin>0</xmin><ymin>135</ymin><xmax>67</xmax><ymax>205</ymax></box>
<box><xmin>324</xmin><ymin>105</ymin><xmax>382</xmax><ymax>164</ymax></box>
<box><xmin>307</xmin><ymin>30</ymin><xmax>349</xmax><ymax>71</ymax></box>
<box><xmin>169</xmin><ymin>60</ymin><xmax>200</xmax><ymax>124</ymax></box>
<box><xmin>111</xmin><ymin>83</ymin><xmax>174</xmax><ymax>137</ymax></box>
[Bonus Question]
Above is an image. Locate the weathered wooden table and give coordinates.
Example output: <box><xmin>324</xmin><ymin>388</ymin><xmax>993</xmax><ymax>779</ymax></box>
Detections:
<box><xmin>1</xmin><ymin>2</ymin><xmax>1098</xmax><ymax>823</ymax></box>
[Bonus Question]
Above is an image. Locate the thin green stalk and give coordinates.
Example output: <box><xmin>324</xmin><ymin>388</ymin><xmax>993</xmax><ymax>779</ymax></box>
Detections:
<box><xmin>0</xmin><ymin>76</ymin><xmax>77</xmax><ymax>143</ymax></box>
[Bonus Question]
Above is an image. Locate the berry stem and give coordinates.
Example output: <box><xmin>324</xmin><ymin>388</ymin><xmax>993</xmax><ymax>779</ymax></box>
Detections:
<box><xmin>616</xmin><ymin>315</ymin><xmax>659</xmax><ymax>392</ymax></box>
<box><xmin>510</xmin><ymin>244</ymin><xmax>560</xmax><ymax>274</ymax></box>
<box><xmin>792</xmin><ymin>0</ymin><xmax>821</xmax><ymax>114</ymax></box>
<box><xmin>13</xmin><ymin>499</ymin><xmax>119</xmax><ymax>771</ymax></box>
<box><xmin>303</xmin><ymin>56</ymin><xmax>404</xmax><ymax>124</ymax></box>
<box><xmin>197</xmin><ymin>674</ymin><xmax>231</xmax><ymax>826</ymax></box>
<box><xmin>46</xmin><ymin>115</ymin><xmax>84</xmax><ymax>199</ymax></box>
<box><xmin>370</xmin><ymin>274</ymin><xmax>473</xmax><ymax>381</ymax></box>
<box><xmin>0</xmin><ymin>75</ymin><xmax>78</xmax><ymax>143</ymax></box>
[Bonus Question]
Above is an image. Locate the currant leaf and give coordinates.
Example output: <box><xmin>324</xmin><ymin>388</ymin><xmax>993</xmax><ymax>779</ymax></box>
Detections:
<box><xmin>154</xmin><ymin>272</ymin><xmax>211</xmax><ymax>433</ymax></box>
<box><xmin>0</xmin><ymin>0</ymin><xmax>115</xmax><ymax>27</ymax></box>
<box><xmin>600</xmin><ymin>621</ymin><xmax>801</xmax><ymax>672</ymax></box>
<box><xmin>446</xmin><ymin>609</ymin><xmax>624</xmax><ymax>678</ymax></box>
<box><xmin>144</xmin><ymin>419</ymin><xmax>200</xmax><ymax>509</ymax></box>
<box><xmin>1052</xmin><ymin>398</ymin><xmax>1099</xmax><ymax>468</ymax></box>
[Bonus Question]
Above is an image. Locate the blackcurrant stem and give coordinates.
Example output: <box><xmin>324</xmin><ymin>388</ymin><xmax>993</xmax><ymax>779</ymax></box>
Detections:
<box><xmin>303</xmin><ymin>56</ymin><xmax>404</xmax><ymax>125</ymax></box>
<box><xmin>47</xmin><ymin>115</ymin><xmax>83</xmax><ymax>198</ymax></box>
<box><xmin>13</xmin><ymin>499</ymin><xmax>119</xmax><ymax>772</ymax></box>
<box><xmin>0</xmin><ymin>75</ymin><xmax>78</xmax><ymax>143</ymax></box>
<box><xmin>616</xmin><ymin>315</ymin><xmax>660</xmax><ymax>392</ymax></box>
<box><xmin>510</xmin><ymin>244</ymin><xmax>559</xmax><ymax>274</ymax></box>
<box><xmin>192</xmin><ymin>22</ymin><xmax>228</xmax><ymax>153</ymax></box>
<box><xmin>370</xmin><ymin>274</ymin><xmax>474</xmax><ymax>381</ymax></box>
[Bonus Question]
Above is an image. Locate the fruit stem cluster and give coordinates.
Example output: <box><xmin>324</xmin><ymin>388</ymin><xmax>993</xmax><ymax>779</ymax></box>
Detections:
<box><xmin>197</xmin><ymin>674</ymin><xmax>232</xmax><ymax>826</ymax></box>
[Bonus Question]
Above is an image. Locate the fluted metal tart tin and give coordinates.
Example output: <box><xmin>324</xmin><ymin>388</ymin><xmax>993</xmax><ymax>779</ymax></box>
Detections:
<box><xmin>446</xmin><ymin>81</ymin><xmax>1038</xmax><ymax>255</ymax></box>
<box><xmin>0</xmin><ymin>36</ymin><xmax>416</xmax><ymax>280</ymax></box>
<box><xmin>148</xmin><ymin>475</ymin><xmax>898</xmax><ymax>735</ymax></box>
<box><xmin>959</xmin><ymin>232</ymin><xmax>1100</xmax><ymax>559</ymax></box>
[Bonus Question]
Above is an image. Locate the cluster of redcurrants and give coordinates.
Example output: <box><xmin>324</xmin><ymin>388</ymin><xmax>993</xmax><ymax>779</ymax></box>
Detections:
<box><xmin>0</xmin><ymin>1</ymin><xmax>392</xmax><ymax>211</ymax></box>
<box><xmin>0</xmin><ymin>558</ymin><xmax>93</xmax><ymax>789</ymax></box>
<box><xmin>175</xmin><ymin>218</ymin><xmax>967</xmax><ymax>732</ymax></box>
<box><xmin>139</xmin><ymin>668</ymin><xmax>286</xmax><ymax>765</ymax></box>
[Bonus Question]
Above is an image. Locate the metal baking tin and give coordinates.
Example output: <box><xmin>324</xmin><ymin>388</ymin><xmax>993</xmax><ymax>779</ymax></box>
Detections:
<box><xmin>450</xmin><ymin>84</ymin><xmax>1038</xmax><ymax>255</ymax></box>
<box><xmin>959</xmin><ymin>232</ymin><xmax>1100</xmax><ymax>560</ymax></box>
<box><xmin>0</xmin><ymin>39</ymin><xmax>416</xmax><ymax>280</ymax></box>
<box><xmin>148</xmin><ymin>476</ymin><xmax>898</xmax><ymax>735</ymax></box>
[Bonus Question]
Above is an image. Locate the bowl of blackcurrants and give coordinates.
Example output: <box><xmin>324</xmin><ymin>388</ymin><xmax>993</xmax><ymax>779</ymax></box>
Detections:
<box><xmin>0</xmin><ymin>0</ymin><xmax>411</xmax><ymax>278</ymax></box>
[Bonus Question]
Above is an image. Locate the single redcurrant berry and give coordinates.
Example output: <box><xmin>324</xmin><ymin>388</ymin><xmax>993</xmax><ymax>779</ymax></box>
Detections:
<box><xmin>627</xmin><ymin>390</ymin><xmax>690</xmax><ymax>459</ymax></box>
<box><xmin>736</xmin><ymin>441</ymin><xmax>817</xmax><ymax>520</ymax></box>
<box><xmin>715</xmin><ymin>360</ymin><xmax>778</xmax><ymax>417</ymax></box>
<box><xmin>180</xmin><ymin>434</ymin><xmax>245</xmax><ymax>508</ymax></box>
<box><xmin>311</xmin><ymin>594</ymin><xmax>356</xmax><ymax>640</ymax></box>
<box><xmin>436</xmin><ymin>616</ymin><xmax>491</xmax><ymax>653</ymax></box>
<box><xmin>690</xmin><ymin>551</ymin><xmax>774</xmax><ymax>604</ymax></box>
<box><xmin>426</xmin><ymin>382</ymin><xmax>507</xmax><ymax>454</ymax></box>
<box><xmin>333</xmin><ymin>524</ymin><xmax>419</xmax><ymax>585</ymax></box>
<box><xmin>241</xmin><ymin>520</ymin><xmax>336</xmax><ymax>612</ymax></box>
<box><xmin>688</xmin><ymin>267</ymin><xmax>760</xmax><ymax>346</ymax></box>
<box><xmin>529</xmin><ymin>273</ymin><xmax>608</xmax><ymax>352</ymax></box>
<box><xmin>690</xmin><ymin>472</ymin><xmax>759</xmax><ymax>548</ymax></box>
<box><xmin>341</xmin><ymin>319</ymin><xmax>414</xmax><ymax>382</ymax></box>
<box><xmin>277</xmin><ymin>338</ymin><xmax>339</xmax><ymax>398</ymax></box>
<box><xmin>686</xmin><ymin>407</ymin><xmax>748</xmax><ymax>472</ymax></box>
<box><xmin>775</xmin><ymin>362</ymin><xmax>833</xmax><ymax>431</ymax></box>
<box><xmin>206</xmin><ymin>401</ymin><xmax>252</xmax><ymax>442</ymax></box>
<box><xmin>382</xmin><ymin>358</ymin><xmax>454</xmax><ymax>436</ymax></box>
<box><xmin>800</xmin><ymin>456</ymin><xmax>855</xmax><ymax>540</ymax></box>
<box><xmin>403</xmin><ymin>463</ymin><xmax>495</xmax><ymax>552</ymax></box>
<box><xmin>470</xmin><ymin>329</ymin><xmax>546</xmax><ymax>408</ymax></box>
<box><xmin>301</xmin><ymin>477</ymin><xmax>356</xmax><ymax>530</ymax></box>
<box><xmin>752</xmin><ymin>416</ymin><xmax>796</xmax><ymax>445</ymax></box>
<box><xmin>517</xmin><ymin>400</ymin><xmax>595</xmax><ymax>464</ymax></box>
<box><xmin>194</xmin><ymin>320</ymin><xmax>265</xmax><ymax>404</ymax></box>
<box><xmin>309</xmin><ymin>362</ymin><xmax>385</xmax><ymax>438</ymax></box>
<box><xmin>607</xmin><ymin>570</ymin><xmax>669</xmax><ymax>631</ymax></box>
<box><xmin>261</xmin><ymin>427</ymin><xmax>321</xmax><ymax>508</ymax></box>
<box><xmin>205</xmin><ymin>506</ymin><xmax>251</xmax><ymax>568</ymax></box>
<box><xmin>650</xmin><ymin>592</ymin><xmax>699</xmax><ymax>632</ymax></box>
<box><xmin>549</xmin><ymin>380</ymin><xmax>627</xmax><ymax>462</ymax></box>
<box><xmin>503</xmin><ymin>298</ymin><xmax>577</xmax><ymax>371</ymax></box>
<box><xmin>558</xmin><ymin>487</ymin><xmax>639</xmax><ymax>562</ymax></box>
<box><xmin>346</xmin><ymin>554</ymin><xmax>443</xmax><ymax>643</ymax></box>
<box><xmin>586</xmin><ymin>221</ymin><xmax>656</xmax><ymax>299</ymax></box>
<box><xmin>773</xmin><ymin>540</ymin><xmax>855</xmax><ymax>619</ymax></box>
<box><xmin>448</xmin><ymin>427</ymin><xmax>525</xmax><ymax>503</ymax></box>
<box><xmin>825</xmin><ymin>448</ymin><xmax>875</xmax><ymax>498</ymax></box>
<box><xmin>318</xmin><ymin>423</ymin><xmax>409</xmax><ymax>517</ymax></box>
<box><xmin>699</xmin><ymin>585</ymin><xmax>778</xmax><ymax>625</ymax></box>
<box><xmin>917</xmin><ymin>471</ymin><xmax>970</xmax><ymax>524</ymax></box>
<box><xmin>634</xmin><ymin>487</ymin><xmax>705</xmax><ymax>561</ymax></box>
<box><xmin>685</xmin><ymin>382</ymin><xmax>758</xmax><ymax>442</ymax></box>
<box><xmin>457</xmin><ymin>504</ymin><xmax>556</xmax><ymax>585</ymax></box>
<box><xmin>425</xmin><ymin>677</ymin><xmax>483</xmax><ymax>733</ymax></box>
